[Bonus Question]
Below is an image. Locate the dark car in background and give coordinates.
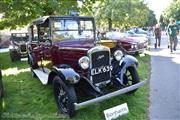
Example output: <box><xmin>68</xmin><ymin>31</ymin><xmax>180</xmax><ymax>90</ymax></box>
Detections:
<box><xmin>27</xmin><ymin>16</ymin><xmax>147</xmax><ymax>117</ymax></box>
<box><xmin>0</xmin><ymin>34</ymin><xmax>11</xmax><ymax>49</ymax></box>
<box><xmin>9</xmin><ymin>32</ymin><xmax>29</xmax><ymax>62</ymax></box>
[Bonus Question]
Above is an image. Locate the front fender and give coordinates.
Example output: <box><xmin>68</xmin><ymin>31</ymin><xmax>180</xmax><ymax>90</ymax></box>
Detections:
<box><xmin>114</xmin><ymin>55</ymin><xmax>138</xmax><ymax>84</ymax></box>
<box><xmin>120</xmin><ymin>55</ymin><xmax>138</xmax><ymax>69</ymax></box>
<box><xmin>49</xmin><ymin>65</ymin><xmax>80</xmax><ymax>84</ymax></box>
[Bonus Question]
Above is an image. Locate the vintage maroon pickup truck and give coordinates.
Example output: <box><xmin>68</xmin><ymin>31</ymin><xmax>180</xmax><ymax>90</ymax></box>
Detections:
<box><xmin>27</xmin><ymin>16</ymin><xmax>147</xmax><ymax>117</ymax></box>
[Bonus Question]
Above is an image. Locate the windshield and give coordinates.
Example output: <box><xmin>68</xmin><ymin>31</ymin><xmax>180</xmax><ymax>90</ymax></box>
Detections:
<box><xmin>51</xmin><ymin>19</ymin><xmax>94</xmax><ymax>41</ymax></box>
<box><xmin>105</xmin><ymin>32</ymin><xmax>126</xmax><ymax>39</ymax></box>
<box><xmin>10</xmin><ymin>33</ymin><xmax>28</xmax><ymax>42</ymax></box>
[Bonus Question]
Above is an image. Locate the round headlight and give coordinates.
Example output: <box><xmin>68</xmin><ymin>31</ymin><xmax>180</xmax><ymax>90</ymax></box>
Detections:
<box><xmin>78</xmin><ymin>56</ymin><xmax>90</xmax><ymax>69</ymax></box>
<box><xmin>14</xmin><ymin>45</ymin><xmax>19</xmax><ymax>49</ymax></box>
<box><xmin>9</xmin><ymin>45</ymin><xmax>13</xmax><ymax>49</ymax></box>
<box><xmin>114</xmin><ymin>50</ymin><xmax>123</xmax><ymax>61</ymax></box>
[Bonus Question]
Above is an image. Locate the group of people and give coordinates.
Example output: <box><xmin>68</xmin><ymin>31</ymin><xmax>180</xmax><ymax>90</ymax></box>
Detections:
<box><xmin>154</xmin><ymin>18</ymin><xmax>179</xmax><ymax>53</ymax></box>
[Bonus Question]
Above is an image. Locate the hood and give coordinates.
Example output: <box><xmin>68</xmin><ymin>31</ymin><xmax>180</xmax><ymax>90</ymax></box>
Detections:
<box><xmin>109</xmin><ymin>36</ymin><xmax>139</xmax><ymax>44</ymax></box>
<box><xmin>126</xmin><ymin>37</ymin><xmax>148</xmax><ymax>43</ymax></box>
<box><xmin>97</xmin><ymin>40</ymin><xmax>117</xmax><ymax>48</ymax></box>
<box><xmin>53</xmin><ymin>39</ymin><xmax>94</xmax><ymax>50</ymax></box>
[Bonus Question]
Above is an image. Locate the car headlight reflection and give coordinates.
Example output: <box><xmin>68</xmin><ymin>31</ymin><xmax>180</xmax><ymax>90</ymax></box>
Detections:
<box><xmin>131</xmin><ymin>44</ymin><xmax>138</xmax><ymax>49</ymax></box>
<box><xmin>9</xmin><ymin>45</ymin><xmax>18</xmax><ymax>49</ymax></box>
<box><xmin>114</xmin><ymin>50</ymin><xmax>123</xmax><ymax>61</ymax></box>
<box><xmin>78</xmin><ymin>56</ymin><xmax>90</xmax><ymax>69</ymax></box>
<box><xmin>14</xmin><ymin>46</ymin><xmax>18</xmax><ymax>49</ymax></box>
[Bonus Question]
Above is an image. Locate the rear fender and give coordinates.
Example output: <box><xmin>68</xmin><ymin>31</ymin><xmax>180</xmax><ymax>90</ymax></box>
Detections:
<box><xmin>116</xmin><ymin>55</ymin><xmax>138</xmax><ymax>84</ymax></box>
<box><xmin>48</xmin><ymin>65</ymin><xmax>80</xmax><ymax>85</ymax></box>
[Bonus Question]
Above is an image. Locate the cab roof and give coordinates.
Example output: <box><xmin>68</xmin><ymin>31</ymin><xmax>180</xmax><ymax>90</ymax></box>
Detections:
<box><xmin>31</xmin><ymin>16</ymin><xmax>95</xmax><ymax>25</ymax></box>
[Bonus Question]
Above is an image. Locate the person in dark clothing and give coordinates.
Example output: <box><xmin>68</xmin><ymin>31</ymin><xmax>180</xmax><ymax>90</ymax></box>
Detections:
<box><xmin>154</xmin><ymin>23</ymin><xmax>161</xmax><ymax>48</ymax></box>
<box><xmin>167</xmin><ymin>18</ymin><xmax>179</xmax><ymax>53</ymax></box>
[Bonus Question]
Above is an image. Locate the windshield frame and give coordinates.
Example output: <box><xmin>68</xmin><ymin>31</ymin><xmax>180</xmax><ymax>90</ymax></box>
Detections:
<box><xmin>49</xmin><ymin>17</ymin><xmax>96</xmax><ymax>41</ymax></box>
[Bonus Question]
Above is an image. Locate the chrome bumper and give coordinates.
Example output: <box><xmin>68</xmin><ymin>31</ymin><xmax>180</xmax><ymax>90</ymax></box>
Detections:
<box><xmin>74</xmin><ymin>80</ymin><xmax>148</xmax><ymax>110</ymax></box>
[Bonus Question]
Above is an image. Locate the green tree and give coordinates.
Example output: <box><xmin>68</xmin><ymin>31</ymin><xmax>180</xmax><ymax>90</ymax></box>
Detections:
<box><xmin>0</xmin><ymin>0</ymin><xmax>77</xmax><ymax>30</ymax></box>
<box><xmin>159</xmin><ymin>15</ymin><xmax>166</xmax><ymax>30</ymax></box>
<box><xmin>145</xmin><ymin>10</ymin><xmax>157</xmax><ymax>27</ymax></box>
<box><xmin>87</xmin><ymin>0</ymin><xmax>151</xmax><ymax>30</ymax></box>
<box><xmin>163</xmin><ymin>0</ymin><xmax>180</xmax><ymax>23</ymax></box>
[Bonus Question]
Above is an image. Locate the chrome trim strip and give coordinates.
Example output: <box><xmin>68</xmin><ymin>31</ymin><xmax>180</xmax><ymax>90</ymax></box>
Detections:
<box><xmin>74</xmin><ymin>80</ymin><xmax>148</xmax><ymax>110</ymax></box>
<box><xmin>59</xmin><ymin>47</ymin><xmax>89</xmax><ymax>51</ymax></box>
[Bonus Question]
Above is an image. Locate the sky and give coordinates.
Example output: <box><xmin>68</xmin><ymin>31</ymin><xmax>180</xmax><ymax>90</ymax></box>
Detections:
<box><xmin>145</xmin><ymin>0</ymin><xmax>172</xmax><ymax>19</ymax></box>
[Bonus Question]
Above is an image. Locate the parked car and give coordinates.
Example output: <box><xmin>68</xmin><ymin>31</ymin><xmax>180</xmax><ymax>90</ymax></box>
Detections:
<box><xmin>130</xmin><ymin>27</ymin><xmax>148</xmax><ymax>34</ymax></box>
<box><xmin>9</xmin><ymin>32</ymin><xmax>29</xmax><ymax>62</ymax></box>
<box><xmin>126</xmin><ymin>30</ymin><xmax>147</xmax><ymax>38</ymax></box>
<box><xmin>104</xmin><ymin>31</ymin><xmax>147</xmax><ymax>55</ymax></box>
<box><xmin>27</xmin><ymin>16</ymin><xmax>147</xmax><ymax>117</ymax></box>
<box><xmin>123</xmin><ymin>31</ymin><xmax>148</xmax><ymax>48</ymax></box>
<box><xmin>0</xmin><ymin>70</ymin><xmax>4</xmax><ymax>98</ymax></box>
<box><xmin>0</xmin><ymin>34</ymin><xmax>11</xmax><ymax>49</ymax></box>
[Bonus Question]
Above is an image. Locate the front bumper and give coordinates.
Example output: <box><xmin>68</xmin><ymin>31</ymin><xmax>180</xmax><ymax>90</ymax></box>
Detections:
<box><xmin>74</xmin><ymin>80</ymin><xmax>148</xmax><ymax>110</ymax></box>
<box><xmin>19</xmin><ymin>52</ymin><xmax>28</xmax><ymax>57</ymax></box>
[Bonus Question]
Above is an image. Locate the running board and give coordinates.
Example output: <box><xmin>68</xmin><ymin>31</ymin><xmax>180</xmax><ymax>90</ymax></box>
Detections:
<box><xmin>74</xmin><ymin>80</ymin><xmax>148</xmax><ymax>110</ymax></box>
<box><xmin>33</xmin><ymin>69</ymin><xmax>49</xmax><ymax>85</ymax></box>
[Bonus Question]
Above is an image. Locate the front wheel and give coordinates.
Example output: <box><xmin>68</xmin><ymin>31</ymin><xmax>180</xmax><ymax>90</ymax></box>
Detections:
<box><xmin>53</xmin><ymin>76</ymin><xmax>77</xmax><ymax>117</ymax></box>
<box><xmin>123</xmin><ymin>67</ymin><xmax>140</xmax><ymax>93</ymax></box>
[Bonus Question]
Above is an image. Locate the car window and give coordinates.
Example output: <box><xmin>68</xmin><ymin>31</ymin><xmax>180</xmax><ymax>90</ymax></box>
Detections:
<box><xmin>33</xmin><ymin>25</ymin><xmax>38</xmax><ymax>41</ymax></box>
<box><xmin>105</xmin><ymin>32</ymin><xmax>125</xmax><ymax>39</ymax></box>
<box><xmin>51</xmin><ymin>19</ymin><xmax>94</xmax><ymax>42</ymax></box>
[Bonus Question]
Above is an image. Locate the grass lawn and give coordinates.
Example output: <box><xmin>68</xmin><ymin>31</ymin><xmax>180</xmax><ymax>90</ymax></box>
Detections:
<box><xmin>0</xmin><ymin>52</ymin><xmax>150</xmax><ymax>120</ymax></box>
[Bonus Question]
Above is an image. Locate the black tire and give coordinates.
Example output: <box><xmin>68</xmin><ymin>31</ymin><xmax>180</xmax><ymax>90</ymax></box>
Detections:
<box><xmin>123</xmin><ymin>67</ymin><xmax>140</xmax><ymax>93</ymax></box>
<box><xmin>53</xmin><ymin>76</ymin><xmax>77</xmax><ymax>117</ymax></box>
<box><xmin>10</xmin><ymin>50</ymin><xmax>20</xmax><ymax>62</ymax></box>
<box><xmin>0</xmin><ymin>70</ymin><xmax>4</xmax><ymax>98</ymax></box>
<box><xmin>0</xmin><ymin>82</ymin><xmax>4</xmax><ymax>98</ymax></box>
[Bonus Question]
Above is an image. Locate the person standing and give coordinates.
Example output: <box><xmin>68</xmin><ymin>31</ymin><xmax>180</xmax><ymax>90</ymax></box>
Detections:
<box><xmin>154</xmin><ymin>23</ymin><xmax>162</xmax><ymax>48</ymax></box>
<box><xmin>167</xmin><ymin>18</ymin><xmax>179</xmax><ymax>53</ymax></box>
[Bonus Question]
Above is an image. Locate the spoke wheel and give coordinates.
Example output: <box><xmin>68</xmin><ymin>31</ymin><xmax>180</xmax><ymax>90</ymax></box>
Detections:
<box><xmin>53</xmin><ymin>76</ymin><xmax>77</xmax><ymax>117</ymax></box>
<box><xmin>123</xmin><ymin>67</ymin><xmax>140</xmax><ymax>93</ymax></box>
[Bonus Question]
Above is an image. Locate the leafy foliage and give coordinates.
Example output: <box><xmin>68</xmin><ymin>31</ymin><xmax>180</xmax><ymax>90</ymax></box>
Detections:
<box><xmin>79</xmin><ymin>0</ymin><xmax>155</xmax><ymax>30</ymax></box>
<box><xmin>145</xmin><ymin>10</ymin><xmax>157</xmax><ymax>27</ymax></box>
<box><xmin>163</xmin><ymin>0</ymin><xmax>180</xmax><ymax>24</ymax></box>
<box><xmin>0</xmin><ymin>0</ymin><xmax>156</xmax><ymax>30</ymax></box>
<box><xmin>159</xmin><ymin>15</ymin><xmax>166</xmax><ymax>30</ymax></box>
<box><xmin>0</xmin><ymin>0</ymin><xmax>77</xmax><ymax>29</ymax></box>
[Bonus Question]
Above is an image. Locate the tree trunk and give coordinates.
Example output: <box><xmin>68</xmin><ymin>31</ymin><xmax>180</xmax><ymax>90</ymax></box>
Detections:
<box><xmin>108</xmin><ymin>18</ymin><xmax>112</xmax><ymax>31</ymax></box>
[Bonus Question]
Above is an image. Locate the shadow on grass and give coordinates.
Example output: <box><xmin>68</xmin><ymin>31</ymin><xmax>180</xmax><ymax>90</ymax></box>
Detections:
<box><xmin>0</xmin><ymin>52</ymin><xmax>28</xmax><ymax>70</ymax></box>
